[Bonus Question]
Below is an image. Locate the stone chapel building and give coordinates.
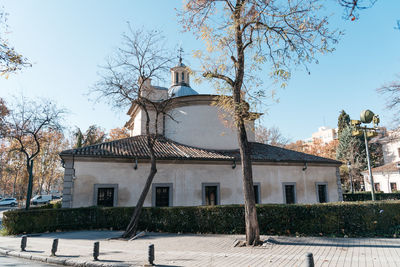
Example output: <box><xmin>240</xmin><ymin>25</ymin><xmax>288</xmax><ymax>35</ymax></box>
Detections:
<box><xmin>60</xmin><ymin>61</ymin><xmax>343</xmax><ymax>208</ymax></box>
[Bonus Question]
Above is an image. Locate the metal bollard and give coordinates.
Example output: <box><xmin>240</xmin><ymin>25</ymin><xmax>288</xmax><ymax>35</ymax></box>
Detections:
<box><xmin>20</xmin><ymin>235</ymin><xmax>27</xmax><ymax>252</ymax></box>
<box><xmin>93</xmin><ymin>241</ymin><xmax>99</xmax><ymax>261</ymax></box>
<box><xmin>148</xmin><ymin>244</ymin><xmax>155</xmax><ymax>265</ymax></box>
<box><xmin>305</xmin><ymin>252</ymin><xmax>314</xmax><ymax>267</ymax></box>
<box><xmin>51</xmin><ymin>238</ymin><xmax>59</xmax><ymax>256</ymax></box>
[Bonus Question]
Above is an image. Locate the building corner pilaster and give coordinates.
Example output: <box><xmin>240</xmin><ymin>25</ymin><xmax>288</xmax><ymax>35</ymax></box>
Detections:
<box><xmin>61</xmin><ymin>159</ymin><xmax>74</xmax><ymax>208</ymax></box>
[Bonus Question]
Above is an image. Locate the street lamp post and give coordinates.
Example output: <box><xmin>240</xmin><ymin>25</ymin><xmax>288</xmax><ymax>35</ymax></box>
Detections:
<box><xmin>350</xmin><ymin>109</ymin><xmax>380</xmax><ymax>201</ymax></box>
<box><xmin>363</xmin><ymin>128</ymin><xmax>375</xmax><ymax>201</ymax></box>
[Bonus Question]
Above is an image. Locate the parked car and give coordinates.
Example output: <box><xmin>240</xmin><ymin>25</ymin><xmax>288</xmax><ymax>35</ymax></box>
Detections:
<box><xmin>31</xmin><ymin>195</ymin><xmax>52</xmax><ymax>205</ymax></box>
<box><xmin>0</xmin><ymin>198</ymin><xmax>17</xmax><ymax>206</ymax></box>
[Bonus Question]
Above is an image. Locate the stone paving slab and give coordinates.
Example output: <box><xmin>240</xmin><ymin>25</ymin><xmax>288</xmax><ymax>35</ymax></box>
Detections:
<box><xmin>0</xmin><ymin>231</ymin><xmax>400</xmax><ymax>266</ymax></box>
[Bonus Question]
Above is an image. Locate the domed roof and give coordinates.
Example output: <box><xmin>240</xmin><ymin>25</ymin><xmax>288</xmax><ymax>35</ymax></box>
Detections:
<box><xmin>168</xmin><ymin>85</ymin><xmax>199</xmax><ymax>98</ymax></box>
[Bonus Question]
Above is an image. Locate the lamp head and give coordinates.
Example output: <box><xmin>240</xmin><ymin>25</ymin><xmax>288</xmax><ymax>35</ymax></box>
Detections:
<box><xmin>360</xmin><ymin>110</ymin><xmax>374</xmax><ymax>124</ymax></box>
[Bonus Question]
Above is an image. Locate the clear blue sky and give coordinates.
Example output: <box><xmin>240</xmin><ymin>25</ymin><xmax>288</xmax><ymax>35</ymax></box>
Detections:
<box><xmin>0</xmin><ymin>0</ymin><xmax>399</xmax><ymax>141</ymax></box>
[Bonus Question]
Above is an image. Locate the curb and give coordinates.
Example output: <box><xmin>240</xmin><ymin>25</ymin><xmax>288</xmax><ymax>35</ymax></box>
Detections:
<box><xmin>0</xmin><ymin>248</ymin><xmax>131</xmax><ymax>267</ymax></box>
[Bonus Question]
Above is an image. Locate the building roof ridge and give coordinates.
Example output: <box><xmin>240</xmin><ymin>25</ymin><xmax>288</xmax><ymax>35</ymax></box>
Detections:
<box><xmin>60</xmin><ymin>135</ymin><xmax>340</xmax><ymax>165</ymax></box>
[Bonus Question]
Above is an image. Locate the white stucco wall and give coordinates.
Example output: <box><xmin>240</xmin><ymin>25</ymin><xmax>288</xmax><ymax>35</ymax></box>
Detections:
<box><xmin>68</xmin><ymin>160</ymin><xmax>340</xmax><ymax>208</ymax></box>
<box><xmin>131</xmin><ymin>110</ymin><xmax>142</xmax><ymax>136</ymax></box>
<box><xmin>383</xmin><ymin>140</ymin><xmax>400</xmax><ymax>164</ymax></box>
<box><xmin>363</xmin><ymin>172</ymin><xmax>400</xmax><ymax>193</ymax></box>
<box><xmin>164</xmin><ymin>105</ymin><xmax>255</xmax><ymax>149</ymax></box>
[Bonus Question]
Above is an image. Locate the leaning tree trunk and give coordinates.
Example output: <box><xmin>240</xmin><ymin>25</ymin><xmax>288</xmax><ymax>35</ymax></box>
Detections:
<box><xmin>122</xmin><ymin>150</ymin><xmax>157</xmax><ymax>238</ymax></box>
<box><xmin>122</xmin><ymin>103</ymin><xmax>159</xmax><ymax>238</ymax></box>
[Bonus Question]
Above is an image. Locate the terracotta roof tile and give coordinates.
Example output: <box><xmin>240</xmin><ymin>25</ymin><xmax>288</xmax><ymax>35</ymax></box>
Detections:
<box><xmin>367</xmin><ymin>161</ymin><xmax>400</xmax><ymax>173</ymax></box>
<box><xmin>60</xmin><ymin>135</ymin><xmax>340</xmax><ymax>165</ymax></box>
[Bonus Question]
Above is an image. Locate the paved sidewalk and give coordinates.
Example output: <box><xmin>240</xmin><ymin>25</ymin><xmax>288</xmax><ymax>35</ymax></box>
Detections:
<box><xmin>0</xmin><ymin>231</ymin><xmax>400</xmax><ymax>266</ymax></box>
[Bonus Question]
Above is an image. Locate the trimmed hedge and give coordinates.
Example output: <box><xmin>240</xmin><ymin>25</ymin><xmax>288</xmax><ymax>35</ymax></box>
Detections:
<box><xmin>30</xmin><ymin>200</ymin><xmax>62</xmax><ymax>210</ymax></box>
<box><xmin>4</xmin><ymin>202</ymin><xmax>400</xmax><ymax>237</ymax></box>
<box><xmin>343</xmin><ymin>192</ymin><xmax>400</xmax><ymax>201</ymax></box>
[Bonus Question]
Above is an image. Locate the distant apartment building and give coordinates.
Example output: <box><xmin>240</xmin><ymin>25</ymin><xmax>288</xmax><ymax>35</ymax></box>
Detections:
<box><xmin>381</xmin><ymin>130</ymin><xmax>400</xmax><ymax>164</ymax></box>
<box><xmin>310</xmin><ymin>126</ymin><xmax>338</xmax><ymax>144</ymax></box>
<box><xmin>363</xmin><ymin>129</ymin><xmax>400</xmax><ymax>193</ymax></box>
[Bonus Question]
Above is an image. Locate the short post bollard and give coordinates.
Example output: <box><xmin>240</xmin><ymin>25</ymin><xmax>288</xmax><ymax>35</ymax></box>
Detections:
<box><xmin>51</xmin><ymin>238</ymin><xmax>59</xmax><ymax>256</ymax></box>
<box><xmin>305</xmin><ymin>252</ymin><xmax>314</xmax><ymax>267</ymax></box>
<box><xmin>20</xmin><ymin>235</ymin><xmax>27</xmax><ymax>252</ymax></box>
<box><xmin>93</xmin><ymin>241</ymin><xmax>99</xmax><ymax>261</ymax></box>
<box><xmin>148</xmin><ymin>244</ymin><xmax>155</xmax><ymax>265</ymax></box>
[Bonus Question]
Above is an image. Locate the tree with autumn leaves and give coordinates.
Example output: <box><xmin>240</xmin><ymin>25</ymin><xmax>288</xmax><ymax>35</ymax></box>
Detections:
<box><xmin>33</xmin><ymin>130</ymin><xmax>70</xmax><ymax>196</ymax></box>
<box><xmin>0</xmin><ymin>101</ymin><xmax>131</xmax><ymax>202</ymax></box>
<box><xmin>73</xmin><ymin>125</ymin><xmax>130</xmax><ymax>148</ymax></box>
<box><xmin>0</xmin><ymin>97</ymin><xmax>66</xmax><ymax>209</ymax></box>
<box><xmin>0</xmin><ymin>130</ymin><xmax>69</xmax><ymax>198</ymax></box>
<box><xmin>255</xmin><ymin>125</ymin><xmax>290</xmax><ymax>148</ymax></box>
<box><xmin>180</xmin><ymin>0</ymin><xmax>339</xmax><ymax>245</ymax></box>
<box><xmin>285</xmin><ymin>138</ymin><xmax>338</xmax><ymax>160</ymax></box>
<box><xmin>0</xmin><ymin>7</ymin><xmax>30</xmax><ymax>76</ymax></box>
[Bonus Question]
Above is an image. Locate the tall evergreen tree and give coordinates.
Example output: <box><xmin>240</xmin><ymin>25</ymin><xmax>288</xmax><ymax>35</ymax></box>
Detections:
<box><xmin>73</xmin><ymin>125</ymin><xmax>106</xmax><ymax>148</ymax></box>
<box><xmin>336</xmin><ymin>126</ymin><xmax>365</xmax><ymax>191</ymax></box>
<box><xmin>338</xmin><ymin>110</ymin><xmax>350</xmax><ymax>137</ymax></box>
<box><xmin>336</xmin><ymin>127</ymin><xmax>364</xmax><ymax>164</ymax></box>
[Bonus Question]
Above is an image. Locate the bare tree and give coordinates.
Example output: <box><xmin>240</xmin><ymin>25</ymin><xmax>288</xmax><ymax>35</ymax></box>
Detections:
<box><xmin>180</xmin><ymin>0</ymin><xmax>339</xmax><ymax>245</ymax></box>
<box><xmin>337</xmin><ymin>0</ymin><xmax>377</xmax><ymax>19</ymax></box>
<box><xmin>255</xmin><ymin>125</ymin><xmax>290</xmax><ymax>147</ymax></box>
<box><xmin>0</xmin><ymin>8</ymin><xmax>30</xmax><ymax>75</ymax></box>
<box><xmin>0</xmin><ymin>96</ymin><xmax>65</xmax><ymax>209</ymax></box>
<box><xmin>377</xmin><ymin>75</ymin><xmax>400</xmax><ymax>122</ymax></box>
<box><xmin>92</xmin><ymin>27</ymin><xmax>174</xmax><ymax>238</ymax></box>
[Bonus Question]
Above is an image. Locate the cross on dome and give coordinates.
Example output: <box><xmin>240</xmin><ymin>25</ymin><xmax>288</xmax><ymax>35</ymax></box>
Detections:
<box><xmin>178</xmin><ymin>47</ymin><xmax>184</xmax><ymax>65</ymax></box>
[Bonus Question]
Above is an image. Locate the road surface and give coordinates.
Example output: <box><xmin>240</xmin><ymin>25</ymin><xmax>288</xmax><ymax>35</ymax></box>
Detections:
<box><xmin>0</xmin><ymin>255</ymin><xmax>58</xmax><ymax>266</ymax></box>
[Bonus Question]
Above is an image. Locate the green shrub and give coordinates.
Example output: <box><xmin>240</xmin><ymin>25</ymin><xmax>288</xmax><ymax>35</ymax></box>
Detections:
<box><xmin>343</xmin><ymin>192</ymin><xmax>400</xmax><ymax>201</ymax></box>
<box><xmin>3</xmin><ymin>202</ymin><xmax>400</xmax><ymax>237</ymax></box>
